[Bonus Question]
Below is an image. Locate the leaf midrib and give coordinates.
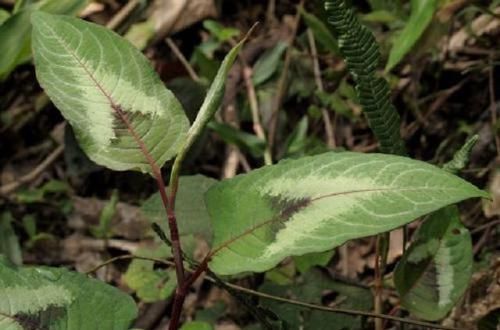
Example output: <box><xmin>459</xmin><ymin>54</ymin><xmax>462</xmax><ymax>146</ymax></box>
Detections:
<box><xmin>44</xmin><ymin>20</ymin><xmax>160</xmax><ymax>171</ymax></box>
<box><xmin>209</xmin><ymin>186</ymin><xmax>462</xmax><ymax>259</ymax></box>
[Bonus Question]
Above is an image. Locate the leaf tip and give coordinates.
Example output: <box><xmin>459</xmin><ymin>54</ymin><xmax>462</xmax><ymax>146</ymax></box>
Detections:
<box><xmin>30</xmin><ymin>10</ymin><xmax>51</xmax><ymax>26</ymax></box>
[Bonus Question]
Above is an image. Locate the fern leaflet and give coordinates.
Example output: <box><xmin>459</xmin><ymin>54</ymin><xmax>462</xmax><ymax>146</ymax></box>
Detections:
<box><xmin>324</xmin><ymin>0</ymin><xmax>406</xmax><ymax>155</ymax></box>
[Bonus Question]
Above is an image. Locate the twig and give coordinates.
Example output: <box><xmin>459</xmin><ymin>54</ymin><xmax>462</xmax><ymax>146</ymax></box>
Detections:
<box><xmin>242</xmin><ymin>65</ymin><xmax>273</xmax><ymax>165</ymax></box>
<box><xmin>374</xmin><ymin>233</ymin><xmax>389</xmax><ymax>330</ymax></box>
<box><xmin>489</xmin><ymin>55</ymin><xmax>500</xmax><ymax>156</ymax></box>
<box><xmin>266</xmin><ymin>0</ymin><xmax>277</xmax><ymax>24</ymax></box>
<box><xmin>85</xmin><ymin>254</ymin><xmax>173</xmax><ymax>275</ymax></box>
<box><xmin>267</xmin><ymin>0</ymin><xmax>304</xmax><ymax>151</ymax></box>
<box><xmin>219</xmin><ymin>281</ymin><xmax>462</xmax><ymax>330</ymax></box>
<box><xmin>0</xmin><ymin>145</ymin><xmax>64</xmax><ymax>196</ymax></box>
<box><xmin>307</xmin><ymin>28</ymin><xmax>336</xmax><ymax>149</ymax></box>
<box><xmin>106</xmin><ymin>0</ymin><xmax>140</xmax><ymax>30</ymax></box>
<box><xmin>89</xmin><ymin>254</ymin><xmax>462</xmax><ymax>330</ymax></box>
<box><xmin>165</xmin><ymin>37</ymin><xmax>201</xmax><ymax>82</ymax></box>
<box><xmin>473</xmin><ymin>226</ymin><xmax>493</xmax><ymax>255</ymax></box>
<box><xmin>470</xmin><ymin>218</ymin><xmax>500</xmax><ymax>234</ymax></box>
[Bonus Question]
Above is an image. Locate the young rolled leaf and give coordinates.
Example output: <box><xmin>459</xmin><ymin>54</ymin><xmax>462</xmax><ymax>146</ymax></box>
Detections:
<box><xmin>0</xmin><ymin>257</ymin><xmax>137</xmax><ymax>329</ymax></box>
<box><xmin>206</xmin><ymin>152</ymin><xmax>487</xmax><ymax>275</ymax></box>
<box><xmin>31</xmin><ymin>12</ymin><xmax>189</xmax><ymax>173</ymax></box>
<box><xmin>394</xmin><ymin>206</ymin><xmax>472</xmax><ymax>321</ymax></box>
<box><xmin>169</xmin><ymin>28</ymin><xmax>250</xmax><ymax>185</ymax></box>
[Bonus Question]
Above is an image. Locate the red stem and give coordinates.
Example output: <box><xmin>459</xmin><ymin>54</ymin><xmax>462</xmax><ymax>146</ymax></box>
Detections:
<box><xmin>168</xmin><ymin>257</ymin><xmax>210</xmax><ymax>329</ymax></box>
<box><xmin>64</xmin><ymin>44</ymin><xmax>189</xmax><ymax>326</ymax></box>
<box><xmin>112</xmin><ymin>106</ymin><xmax>187</xmax><ymax>328</ymax></box>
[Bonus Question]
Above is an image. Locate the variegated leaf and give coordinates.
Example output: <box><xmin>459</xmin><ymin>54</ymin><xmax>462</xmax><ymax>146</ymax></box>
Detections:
<box><xmin>0</xmin><ymin>257</ymin><xmax>136</xmax><ymax>329</ymax></box>
<box><xmin>394</xmin><ymin>206</ymin><xmax>472</xmax><ymax>320</ymax></box>
<box><xmin>206</xmin><ymin>152</ymin><xmax>487</xmax><ymax>275</ymax></box>
<box><xmin>31</xmin><ymin>12</ymin><xmax>189</xmax><ymax>173</ymax></box>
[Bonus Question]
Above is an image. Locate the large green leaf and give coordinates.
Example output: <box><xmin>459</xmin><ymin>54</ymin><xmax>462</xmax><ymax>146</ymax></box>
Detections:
<box><xmin>394</xmin><ymin>206</ymin><xmax>473</xmax><ymax>321</ymax></box>
<box><xmin>206</xmin><ymin>152</ymin><xmax>487</xmax><ymax>275</ymax></box>
<box><xmin>31</xmin><ymin>12</ymin><xmax>189</xmax><ymax>173</ymax></box>
<box><xmin>0</xmin><ymin>257</ymin><xmax>137</xmax><ymax>329</ymax></box>
<box><xmin>385</xmin><ymin>0</ymin><xmax>438</xmax><ymax>72</ymax></box>
<box><xmin>0</xmin><ymin>0</ymin><xmax>88</xmax><ymax>80</ymax></box>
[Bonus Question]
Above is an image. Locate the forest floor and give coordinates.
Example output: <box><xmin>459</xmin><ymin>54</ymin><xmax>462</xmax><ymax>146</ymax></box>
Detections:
<box><xmin>0</xmin><ymin>0</ymin><xmax>499</xmax><ymax>329</ymax></box>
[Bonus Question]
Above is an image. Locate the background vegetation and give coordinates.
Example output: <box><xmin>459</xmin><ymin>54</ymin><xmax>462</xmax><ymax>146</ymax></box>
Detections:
<box><xmin>0</xmin><ymin>0</ymin><xmax>498</xmax><ymax>329</ymax></box>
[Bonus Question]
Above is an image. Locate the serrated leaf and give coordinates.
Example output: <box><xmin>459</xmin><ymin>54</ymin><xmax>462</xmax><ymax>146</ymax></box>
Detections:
<box><xmin>31</xmin><ymin>12</ymin><xmax>189</xmax><ymax>173</ymax></box>
<box><xmin>206</xmin><ymin>152</ymin><xmax>487</xmax><ymax>275</ymax></box>
<box><xmin>394</xmin><ymin>206</ymin><xmax>472</xmax><ymax>321</ymax></box>
<box><xmin>0</xmin><ymin>257</ymin><xmax>137</xmax><ymax>329</ymax></box>
<box><xmin>385</xmin><ymin>0</ymin><xmax>438</xmax><ymax>72</ymax></box>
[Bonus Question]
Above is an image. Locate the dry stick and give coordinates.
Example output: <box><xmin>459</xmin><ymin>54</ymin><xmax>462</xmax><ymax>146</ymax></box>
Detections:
<box><xmin>489</xmin><ymin>55</ymin><xmax>500</xmax><ymax>156</ymax></box>
<box><xmin>106</xmin><ymin>0</ymin><xmax>140</xmax><ymax>30</ymax></box>
<box><xmin>0</xmin><ymin>145</ymin><xmax>64</xmax><ymax>196</ymax></box>
<box><xmin>221</xmin><ymin>282</ymin><xmax>462</xmax><ymax>330</ymax></box>
<box><xmin>165</xmin><ymin>37</ymin><xmax>201</xmax><ymax>82</ymax></box>
<box><xmin>307</xmin><ymin>28</ymin><xmax>336</xmax><ymax>149</ymax></box>
<box><xmin>471</xmin><ymin>218</ymin><xmax>500</xmax><ymax>234</ymax></box>
<box><xmin>266</xmin><ymin>0</ymin><xmax>277</xmax><ymax>24</ymax></box>
<box><xmin>242</xmin><ymin>65</ymin><xmax>273</xmax><ymax>165</ymax></box>
<box><xmin>87</xmin><ymin>255</ymin><xmax>462</xmax><ymax>330</ymax></box>
<box><xmin>267</xmin><ymin>0</ymin><xmax>304</xmax><ymax>151</ymax></box>
<box><xmin>225</xmin><ymin>30</ymin><xmax>273</xmax><ymax>165</ymax></box>
<box><xmin>374</xmin><ymin>235</ymin><xmax>386</xmax><ymax>330</ymax></box>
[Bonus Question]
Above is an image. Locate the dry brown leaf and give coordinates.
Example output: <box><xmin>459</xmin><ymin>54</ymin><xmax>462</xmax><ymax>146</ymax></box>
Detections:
<box><xmin>484</xmin><ymin>170</ymin><xmax>500</xmax><ymax>218</ymax></box>
<box><xmin>448</xmin><ymin>6</ymin><xmax>500</xmax><ymax>53</ymax></box>
<box><xmin>69</xmin><ymin>196</ymin><xmax>150</xmax><ymax>240</ymax></box>
<box><xmin>79</xmin><ymin>2</ymin><xmax>105</xmax><ymax>17</ymax></box>
<box><xmin>152</xmin><ymin>0</ymin><xmax>217</xmax><ymax>41</ymax></box>
<box><xmin>216</xmin><ymin>324</ymin><xmax>241</xmax><ymax>330</ymax></box>
<box><xmin>443</xmin><ymin>255</ymin><xmax>500</xmax><ymax>329</ymax></box>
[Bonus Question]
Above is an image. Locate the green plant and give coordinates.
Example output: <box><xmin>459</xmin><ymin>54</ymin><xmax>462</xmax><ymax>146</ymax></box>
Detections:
<box><xmin>323</xmin><ymin>1</ymin><xmax>485</xmax><ymax>324</ymax></box>
<box><xmin>0</xmin><ymin>4</ymin><xmax>489</xmax><ymax>330</ymax></box>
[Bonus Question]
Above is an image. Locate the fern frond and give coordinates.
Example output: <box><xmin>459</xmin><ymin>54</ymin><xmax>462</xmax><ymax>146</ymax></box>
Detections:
<box><xmin>324</xmin><ymin>0</ymin><xmax>406</xmax><ymax>155</ymax></box>
<box><xmin>443</xmin><ymin>135</ymin><xmax>479</xmax><ymax>174</ymax></box>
